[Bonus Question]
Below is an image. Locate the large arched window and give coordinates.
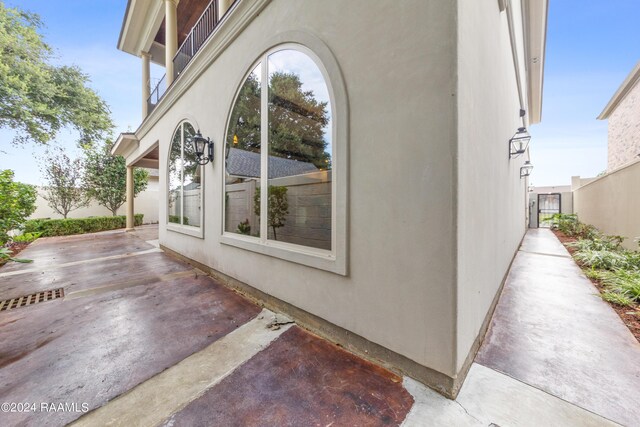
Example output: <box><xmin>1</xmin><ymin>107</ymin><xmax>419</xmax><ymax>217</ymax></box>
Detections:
<box><xmin>224</xmin><ymin>47</ymin><xmax>333</xmax><ymax>253</ymax></box>
<box><xmin>168</xmin><ymin>121</ymin><xmax>202</xmax><ymax>230</ymax></box>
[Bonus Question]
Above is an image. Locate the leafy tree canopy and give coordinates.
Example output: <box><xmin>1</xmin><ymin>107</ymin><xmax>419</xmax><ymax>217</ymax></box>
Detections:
<box><xmin>0</xmin><ymin>3</ymin><xmax>113</xmax><ymax>147</ymax></box>
<box><xmin>84</xmin><ymin>144</ymin><xmax>148</xmax><ymax>216</ymax></box>
<box><xmin>227</xmin><ymin>71</ymin><xmax>330</xmax><ymax>168</ymax></box>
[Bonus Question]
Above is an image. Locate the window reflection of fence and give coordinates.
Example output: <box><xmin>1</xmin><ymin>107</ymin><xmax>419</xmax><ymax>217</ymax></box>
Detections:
<box><xmin>168</xmin><ymin>189</ymin><xmax>202</xmax><ymax>227</ymax></box>
<box><xmin>225</xmin><ymin>170</ymin><xmax>331</xmax><ymax>250</ymax></box>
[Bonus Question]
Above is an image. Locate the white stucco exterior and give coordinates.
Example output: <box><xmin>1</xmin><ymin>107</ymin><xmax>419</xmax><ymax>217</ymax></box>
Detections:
<box><xmin>115</xmin><ymin>0</ymin><xmax>547</xmax><ymax>396</ymax></box>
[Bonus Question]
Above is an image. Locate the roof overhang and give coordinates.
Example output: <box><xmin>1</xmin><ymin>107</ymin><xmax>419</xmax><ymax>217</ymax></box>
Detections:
<box><xmin>111</xmin><ymin>132</ymin><xmax>139</xmax><ymax>158</ymax></box>
<box><xmin>523</xmin><ymin>0</ymin><xmax>549</xmax><ymax>125</ymax></box>
<box><xmin>118</xmin><ymin>0</ymin><xmax>165</xmax><ymax>58</ymax></box>
<box><xmin>598</xmin><ymin>61</ymin><xmax>640</xmax><ymax>120</ymax></box>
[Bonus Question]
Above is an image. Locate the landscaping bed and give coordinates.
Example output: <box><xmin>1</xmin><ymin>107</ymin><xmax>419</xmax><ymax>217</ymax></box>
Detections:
<box><xmin>0</xmin><ymin>241</ymin><xmax>30</xmax><ymax>268</ymax></box>
<box><xmin>550</xmin><ymin>214</ymin><xmax>640</xmax><ymax>343</ymax></box>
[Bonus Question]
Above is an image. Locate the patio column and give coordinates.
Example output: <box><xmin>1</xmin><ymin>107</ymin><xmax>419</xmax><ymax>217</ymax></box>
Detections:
<box><xmin>218</xmin><ymin>0</ymin><xmax>233</xmax><ymax>18</ymax></box>
<box><xmin>165</xmin><ymin>0</ymin><xmax>179</xmax><ymax>86</ymax></box>
<box><xmin>126</xmin><ymin>166</ymin><xmax>135</xmax><ymax>231</ymax></box>
<box><xmin>141</xmin><ymin>51</ymin><xmax>151</xmax><ymax>117</ymax></box>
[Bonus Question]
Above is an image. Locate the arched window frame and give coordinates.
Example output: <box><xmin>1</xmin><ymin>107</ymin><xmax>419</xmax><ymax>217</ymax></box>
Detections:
<box><xmin>221</xmin><ymin>41</ymin><xmax>348</xmax><ymax>275</ymax></box>
<box><xmin>167</xmin><ymin>119</ymin><xmax>205</xmax><ymax>238</ymax></box>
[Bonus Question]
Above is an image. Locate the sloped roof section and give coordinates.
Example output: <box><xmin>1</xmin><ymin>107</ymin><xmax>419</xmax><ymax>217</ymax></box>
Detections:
<box><xmin>226</xmin><ymin>148</ymin><xmax>318</xmax><ymax>179</ymax></box>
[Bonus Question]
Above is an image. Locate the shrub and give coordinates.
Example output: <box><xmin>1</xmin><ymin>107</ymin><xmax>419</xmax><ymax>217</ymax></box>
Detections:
<box><xmin>550</xmin><ymin>213</ymin><xmax>599</xmax><ymax>239</ymax></box>
<box><xmin>236</xmin><ymin>219</ymin><xmax>251</xmax><ymax>235</ymax></box>
<box><xmin>0</xmin><ymin>170</ymin><xmax>37</xmax><ymax>244</ymax></box>
<box><xmin>24</xmin><ymin>214</ymin><xmax>143</xmax><ymax>237</ymax></box>
<box><xmin>597</xmin><ymin>269</ymin><xmax>640</xmax><ymax>307</ymax></box>
<box><xmin>168</xmin><ymin>215</ymin><xmax>189</xmax><ymax>225</ymax></box>
<box><xmin>573</xmin><ymin>249</ymin><xmax>630</xmax><ymax>270</ymax></box>
<box><xmin>12</xmin><ymin>232</ymin><xmax>42</xmax><ymax>243</ymax></box>
<box><xmin>567</xmin><ymin>235</ymin><xmax>625</xmax><ymax>252</ymax></box>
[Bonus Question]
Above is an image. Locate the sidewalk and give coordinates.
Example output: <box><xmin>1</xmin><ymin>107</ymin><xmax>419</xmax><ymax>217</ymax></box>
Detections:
<box><xmin>0</xmin><ymin>227</ymin><xmax>636</xmax><ymax>426</ymax></box>
<box><xmin>476</xmin><ymin>228</ymin><xmax>640</xmax><ymax>426</ymax></box>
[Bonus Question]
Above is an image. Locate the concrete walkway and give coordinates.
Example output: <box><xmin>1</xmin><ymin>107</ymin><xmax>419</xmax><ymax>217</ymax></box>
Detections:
<box><xmin>0</xmin><ymin>226</ymin><xmax>635</xmax><ymax>426</ymax></box>
<box><xmin>477</xmin><ymin>228</ymin><xmax>640</xmax><ymax>426</ymax></box>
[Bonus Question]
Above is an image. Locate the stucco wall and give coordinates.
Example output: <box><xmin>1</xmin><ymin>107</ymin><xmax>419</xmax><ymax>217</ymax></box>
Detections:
<box><xmin>456</xmin><ymin>0</ymin><xmax>529</xmax><ymax>373</ymax></box>
<box><xmin>607</xmin><ymin>79</ymin><xmax>640</xmax><ymax>171</ymax></box>
<box><xmin>30</xmin><ymin>178</ymin><xmax>159</xmax><ymax>223</ymax></box>
<box><xmin>573</xmin><ymin>159</ymin><xmax>640</xmax><ymax>249</ymax></box>
<box><xmin>133</xmin><ymin>0</ymin><xmax>458</xmax><ymax>378</ymax></box>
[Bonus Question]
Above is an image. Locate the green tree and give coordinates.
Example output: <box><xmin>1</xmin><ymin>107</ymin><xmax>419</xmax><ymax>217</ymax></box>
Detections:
<box><xmin>227</xmin><ymin>71</ymin><xmax>330</xmax><ymax>168</ymax></box>
<box><xmin>40</xmin><ymin>147</ymin><xmax>89</xmax><ymax>218</ymax></box>
<box><xmin>254</xmin><ymin>185</ymin><xmax>289</xmax><ymax>240</ymax></box>
<box><xmin>84</xmin><ymin>145</ymin><xmax>149</xmax><ymax>216</ymax></box>
<box><xmin>0</xmin><ymin>169</ymin><xmax>37</xmax><ymax>244</ymax></box>
<box><xmin>269</xmin><ymin>72</ymin><xmax>329</xmax><ymax>168</ymax></box>
<box><xmin>0</xmin><ymin>3</ymin><xmax>113</xmax><ymax>147</ymax></box>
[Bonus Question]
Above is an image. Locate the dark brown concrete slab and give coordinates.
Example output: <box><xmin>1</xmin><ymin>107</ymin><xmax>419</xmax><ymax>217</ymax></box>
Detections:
<box><xmin>162</xmin><ymin>326</ymin><xmax>414</xmax><ymax>427</ymax></box>
<box><xmin>0</xmin><ymin>274</ymin><xmax>260</xmax><ymax>427</ymax></box>
<box><xmin>476</xmin><ymin>229</ymin><xmax>640</xmax><ymax>426</ymax></box>
<box><xmin>0</xmin><ymin>231</ymin><xmax>153</xmax><ymax>273</ymax></box>
<box><xmin>129</xmin><ymin>224</ymin><xmax>159</xmax><ymax>242</ymax></box>
<box><xmin>0</xmin><ymin>251</ymin><xmax>191</xmax><ymax>300</ymax></box>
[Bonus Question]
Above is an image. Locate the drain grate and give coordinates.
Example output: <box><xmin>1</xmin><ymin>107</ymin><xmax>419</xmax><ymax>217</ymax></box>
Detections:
<box><xmin>0</xmin><ymin>288</ymin><xmax>64</xmax><ymax>311</ymax></box>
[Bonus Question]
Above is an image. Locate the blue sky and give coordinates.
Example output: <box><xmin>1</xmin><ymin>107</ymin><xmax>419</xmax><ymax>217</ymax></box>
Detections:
<box><xmin>1</xmin><ymin>1</ymin><xmax>639</xmax><ymax>186</ymax></box>
<box><xmin>530</xmin><ymin>0</ymin><xmax>640</xmax><ymax>185</ymax></box>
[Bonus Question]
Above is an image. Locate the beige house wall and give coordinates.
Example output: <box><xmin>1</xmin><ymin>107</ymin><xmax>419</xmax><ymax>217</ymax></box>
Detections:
<box><xmin>118</xmin><ymin>0</ymin><xmax>544</xmax><ymax>395</ymax></box>
<box><xmin>573</xmin><ymin>159</ymin><xmax>640</xmax><ymax>249</ymax></box>
<box><xmin>455</xmin><ymin>0</ymin><xmax>531</xmax><ymax>374</ymax></box>
<box><xmin>607</xmin><ymin>76</ymin><xmax>640</xmax><ymax>171</ymax></box>
<box><xmin>135</xmin><ymin>0</ymin><xmax>459</xmax><ymax>380</ymax></box>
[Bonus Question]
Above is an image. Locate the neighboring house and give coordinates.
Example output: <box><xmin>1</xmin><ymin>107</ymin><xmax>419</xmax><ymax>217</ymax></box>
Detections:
<box><xmin>598</xmin><ymin>61</ymin><xmax>640</xmax><ymax>172</ymax></box>
<box><xmin>571</xmin><ymin>61</ymin><xmax>640</xmax><ymax>248</ymax></box>
<box><xmin>112</xmin><ymin>0</ymin><xmax>547</xmax><ymax>398</ymax></box>
<box><xmin>30</xmin><ymin>169</ymin><xmax>160</xmax><ymax>223</ymax></box>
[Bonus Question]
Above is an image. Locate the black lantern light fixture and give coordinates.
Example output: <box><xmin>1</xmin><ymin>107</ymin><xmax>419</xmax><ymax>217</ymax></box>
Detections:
<box><xmin>509</xmin><ymin>127</ymin><xmax>531</xmax><ymax>158</ymax></box>
<box><xmin>191</xmin><ymin>130</ymin><xmax>214</xmax><ymax>165</ymax></box>
<box><xmin>520</xmin><ymin>160</ymin><xmax>534</xmax><ymax>178</ymax></box>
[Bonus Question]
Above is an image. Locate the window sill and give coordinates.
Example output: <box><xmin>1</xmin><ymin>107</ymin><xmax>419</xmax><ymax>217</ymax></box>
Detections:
<box><xmin>167</xmin><ymin>223</ymin><xmax>204</xmax><ymax>239</ymax></box>
<box><xmin>220</xmin><ymin>233</ymin><xmax>346</xmax><ymax>275</ymax></box>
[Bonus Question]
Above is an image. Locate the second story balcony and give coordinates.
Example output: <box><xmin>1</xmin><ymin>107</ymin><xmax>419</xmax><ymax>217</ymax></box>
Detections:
<box><xmin>118</xmin><ymin>0</ymin><xmax>237</xmax><ymax>118</ymax></box>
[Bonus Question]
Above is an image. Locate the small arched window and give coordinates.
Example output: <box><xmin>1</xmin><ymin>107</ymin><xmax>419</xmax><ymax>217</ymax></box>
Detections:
<box><xmin>168</xmin><ymin>121</ymin><xmax>202</xmax><ymax>229</ymax></box>
<box><xmin>224</xmin><ymin>47</ymin><xmax>333</xmax><ymax>252</ymax></box>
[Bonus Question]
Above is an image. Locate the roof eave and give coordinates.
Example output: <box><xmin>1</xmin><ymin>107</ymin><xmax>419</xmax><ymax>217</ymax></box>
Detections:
<box><xmin>524</xmin><ymin>0</ymin><xmax>549</xmax><ymax>125</ymax></box>
<box><xmin>597</xmin><ymin>61</ymin><xmax>640</xmax><ymax>120</ymax></box>
<box><xmin>117</xmin><ymin>0</ymin><xmax>165</xmax><ymax>57</ymax></box>
<box><xmin>112</xmin><ymin>132</ymin><xmax>139</xmax><ymax>158</ymax></box>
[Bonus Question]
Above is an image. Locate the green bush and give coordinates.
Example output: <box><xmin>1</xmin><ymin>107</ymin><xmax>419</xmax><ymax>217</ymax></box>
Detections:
<box><xmin>12</xmin><ymin>232</ymin><xmax>42</xmax><ymax>243</ymax></box>
<box><xmin>597</xmin><ymin>269</ymin><xmax>640</xmax><ymax>307</ymax></box>
<box><xmin>24</xmin><ymin>214</ymin><xmax>143</xmax><ymax>237</ymax></box>
<box><xmin>550</xmin><ymin>213</ymin><xmax>598</xmax><ymax>239</ymax></box>
<box><xmin>0</xmin><ymin>170</ymin><xmax>37</xmax><ymax>244</ymax></box>
<box><xmin>567</xmin><ymin>235</ymin><xmax>625</xmax><ymax>252</ymax></box>
<box><xmin>168</xmin><ymin>215</ymin><xmax>189</xmax><ymax>225</ymax></box>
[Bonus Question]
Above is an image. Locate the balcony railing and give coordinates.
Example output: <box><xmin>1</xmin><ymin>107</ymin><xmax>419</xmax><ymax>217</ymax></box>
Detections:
<box><xmin>173</xmin><ymin>0</ymin><xmax>219</xmax><ymax>80</ymax></box>
<box><xmin>146</xmin><ymin>0</ymin><xmax>234</xmax><ymax>116</ymax></box>
<box><xmin>147</xmin><ymin>74</ymin><xmax>167</xmax><ymax>115</ymax></box>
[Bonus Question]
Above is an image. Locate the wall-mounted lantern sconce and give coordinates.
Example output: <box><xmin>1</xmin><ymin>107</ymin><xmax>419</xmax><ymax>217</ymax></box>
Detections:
<box><xmin>520</xmin><ymin>160</ymin><xmax>534</xmax><ymax>178</ymax></box>
<box><xmin>191</xmin><ymin>130</ymin><xmax>214</xmax><ymax>165</ymax></box>
<box><xmin>509</xmin><ymin>127</ymin><xmax>531</xmax><ymax>158</ymax></box>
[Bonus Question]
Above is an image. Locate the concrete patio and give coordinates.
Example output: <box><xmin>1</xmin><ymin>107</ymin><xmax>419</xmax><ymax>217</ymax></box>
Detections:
<box><xmin>0</xmin><ymin>226</ymin><xmax>633</xmax><ymax>426</ymax></box>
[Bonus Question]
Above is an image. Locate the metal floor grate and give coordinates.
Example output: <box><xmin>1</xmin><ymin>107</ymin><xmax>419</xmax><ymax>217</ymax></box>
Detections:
<box><xmin>0</xmin><ymin>289</ymin><xmax>64</xmax><ymax>311</ymax></box>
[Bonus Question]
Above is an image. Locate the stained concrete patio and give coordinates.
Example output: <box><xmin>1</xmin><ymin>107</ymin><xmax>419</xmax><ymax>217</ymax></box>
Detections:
<box><xmin>0</xmin><ymin>226</ymin><xmax>632</xmax><ymax>426</ymax></box>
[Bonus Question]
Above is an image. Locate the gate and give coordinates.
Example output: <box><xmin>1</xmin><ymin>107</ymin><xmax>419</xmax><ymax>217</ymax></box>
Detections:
<box><xmin>538</xmin><ymin>193</ymin><xmax>561</xmax><ymax>228</ymax></box>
